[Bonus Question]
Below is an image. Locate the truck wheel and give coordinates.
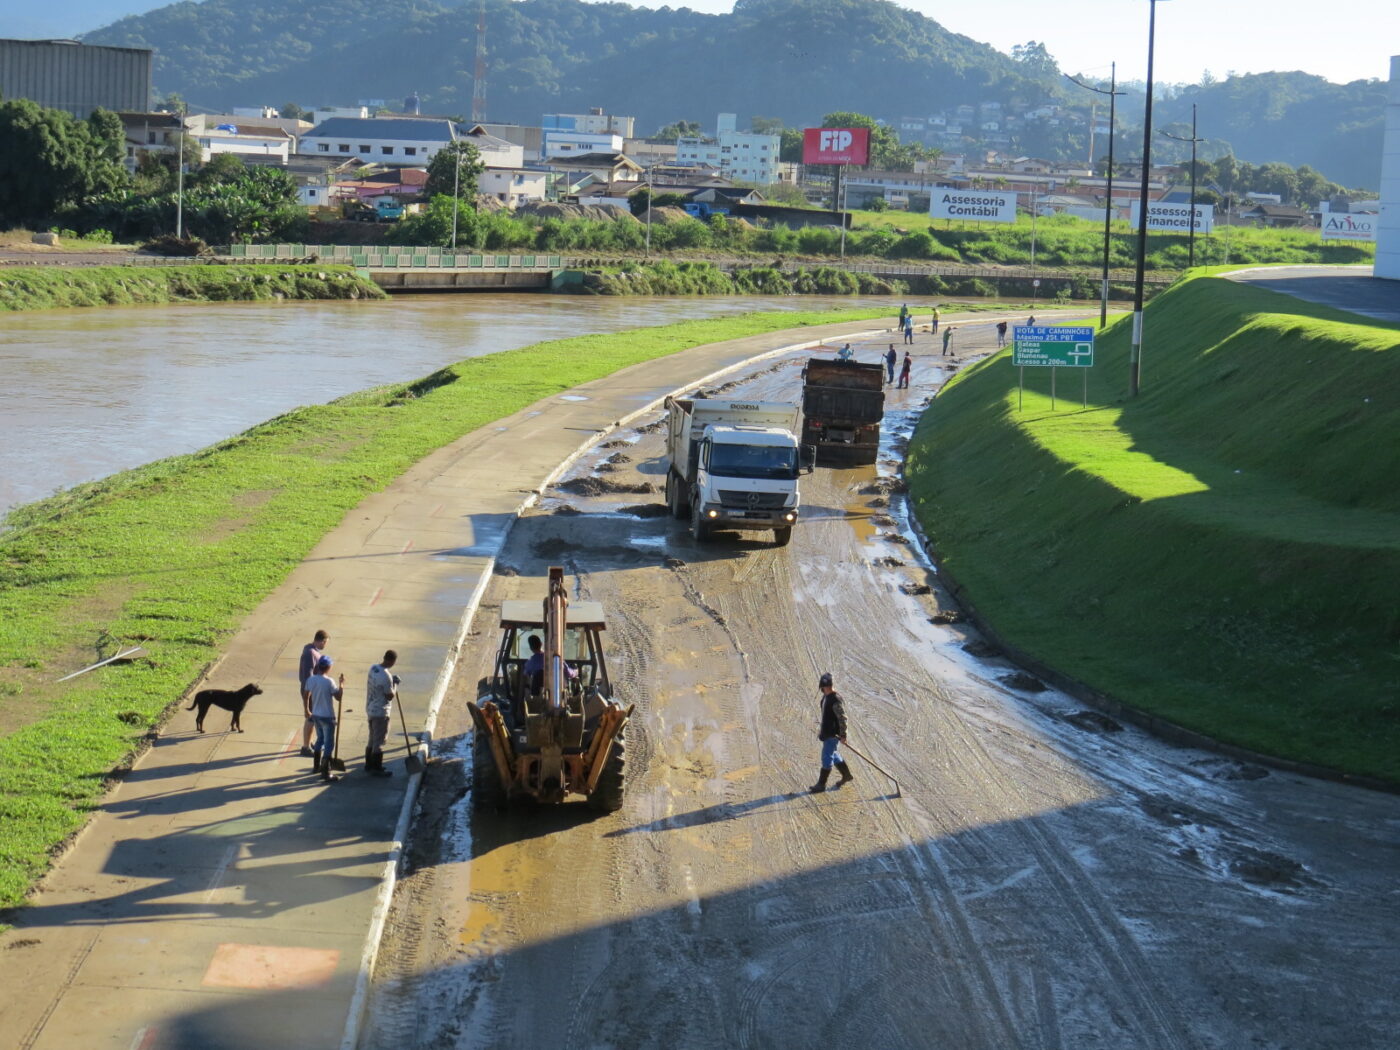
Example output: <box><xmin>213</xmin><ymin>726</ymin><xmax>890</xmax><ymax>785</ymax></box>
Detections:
<box><xmin>472</xmin><ymin>729</ymin><xmax>503</xmax><ymax>811</ymax></box>
<box><xmin>666</xmin><ymin>472</ymin><xmax>689</xmax><ymax>519</ymax></box>
<box><xmin>773</xmin><ymin>526</ymin><xmax>792</xmax><ymax>547</ymax></box>
<box><xmin>587</xmin><ymin>731</ymin><xmax>626</xmax><ymax>813</ymax></box>
<box><xmin>691</xmin><ymin>502</ymin><xmax>712</xmax><ymax>541</ymax></box>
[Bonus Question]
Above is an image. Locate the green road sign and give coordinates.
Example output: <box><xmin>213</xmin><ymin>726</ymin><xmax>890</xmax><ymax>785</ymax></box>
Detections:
<box><xmin>1012</xmin><ymin>325</ymin><xmax>1095</xmax><ymax>367</ymax></box>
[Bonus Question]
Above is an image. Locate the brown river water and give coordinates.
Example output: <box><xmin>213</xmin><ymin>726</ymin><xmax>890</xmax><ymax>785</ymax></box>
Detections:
<box><xmin>0</xmin><ymin>292</ymin><xmax>902</xmax><ymax>517</ymax></box>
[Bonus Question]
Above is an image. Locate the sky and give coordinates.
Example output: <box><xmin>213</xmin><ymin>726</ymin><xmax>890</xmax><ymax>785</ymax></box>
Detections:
<box><xmin>10</xmin><ymin>0</ymin><xmax>1398</xmax><ymax>87</ymax></box>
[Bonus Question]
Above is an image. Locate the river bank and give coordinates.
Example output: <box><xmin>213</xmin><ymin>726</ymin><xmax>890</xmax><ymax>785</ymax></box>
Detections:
<box><xmin>0</xmin><ymin>306</ymin><xmax>889</xmax><ymax>911</ymax></box>
<box><xmin>0</xmin><ymin>263</ymin><xmax>385</xmax><ymax>312</ymax></box>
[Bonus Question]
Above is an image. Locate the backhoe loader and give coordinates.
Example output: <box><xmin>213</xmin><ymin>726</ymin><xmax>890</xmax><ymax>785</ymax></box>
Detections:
<box><xmin>467</xmin><ymin>567</ymin><xmax>633</xmax><ymax>811</ymax></box>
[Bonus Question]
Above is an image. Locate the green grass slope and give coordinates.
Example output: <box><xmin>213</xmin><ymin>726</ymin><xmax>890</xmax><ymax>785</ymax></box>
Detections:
<box><xmin>907</xmin><ymin>275</ymin><xmax>1400</xmax><ymax>781</ymax></box>
<box><xmin>0</xmin><ymin>264</ymin><xmax>384</xmax><ymax>312</ymax></box>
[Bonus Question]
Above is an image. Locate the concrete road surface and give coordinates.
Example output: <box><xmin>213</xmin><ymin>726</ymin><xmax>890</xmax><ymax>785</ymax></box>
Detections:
<box><xmin>1225</xmin><ymin>264</ymin><xmax>1400</xmax><ymax>323</ymax></box>
<box><xmin>364</xmin><ymin>323</ymin><xmax>1400</xmax><ymax>1049</ymax></box>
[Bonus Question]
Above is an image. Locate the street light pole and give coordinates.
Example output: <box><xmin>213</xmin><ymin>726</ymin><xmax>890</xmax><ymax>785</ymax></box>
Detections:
<box><xmin>175</xmin><ymin>122</ymin><xmax>185</xmax><ymax>239</ymax></box>
<box><xmin>1161</xmin><ymin>102</ymin><xmax>1203</xmax><ymax>268</ymax></box>
<box><xmin>644</xmin><ymin>165</ymin><xmax>653</xmax><ymax>258</ymax></box>
<box><xmin>451</xmin><ymin>142</ymin><xmax>461</xmax><ymax>249</ymax></box>
<box><xmin>1030</xmin><ymin>186</ymin><xmax>1038</xmax><ymax>296</ymax></box>
<box><xmin>1066</xmin><ymin>65</ymin><xmax>1124</xmax><ymax>329</ymax></box>
<box><xmin>1130</xmin><ymin>0</ymin><xmax>1168</xmax><ymax>398</ymax></box>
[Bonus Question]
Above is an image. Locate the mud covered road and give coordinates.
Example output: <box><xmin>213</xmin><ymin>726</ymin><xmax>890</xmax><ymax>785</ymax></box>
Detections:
<box><xmin>366</xmin><ymin>323</ymin><xmax>1400</xmax><ymax>1049</ymax></box>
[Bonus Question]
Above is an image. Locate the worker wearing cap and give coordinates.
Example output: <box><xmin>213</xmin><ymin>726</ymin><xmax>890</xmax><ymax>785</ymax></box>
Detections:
<box><xmin>811</xmin><ymin>672</ymin><xmax>854</xmax><ymax>793</ymax></box>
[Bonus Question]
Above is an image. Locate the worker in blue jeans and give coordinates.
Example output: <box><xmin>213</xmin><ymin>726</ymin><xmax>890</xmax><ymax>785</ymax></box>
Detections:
<box><xmin>810</xmin><ymin>672</ymin><xmax>853</xmax><ymax>792</ymax></box>
<box><xmin>304</xmin><ymin>656</ymin><xmax>344</xmax><ymax>781</ymax></box>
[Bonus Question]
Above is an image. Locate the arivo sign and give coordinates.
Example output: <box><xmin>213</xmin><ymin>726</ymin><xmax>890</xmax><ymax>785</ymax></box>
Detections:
<box><xmin>929</xmin><ymin>189</ymin><xmax>1017</xmax><ymax>224</ymax></box>
<box><xmin>802</xmin><ymin>127</ymin><xmax>871</xmax><ymax>166</ymax></box>
<box><xmin>1320</xmin><ymin>213</ymin><xmax>1376</xmax><ymax>242</ymax></box>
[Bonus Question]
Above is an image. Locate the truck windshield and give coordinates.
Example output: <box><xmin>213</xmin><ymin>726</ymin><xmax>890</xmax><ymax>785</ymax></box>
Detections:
<box><xmin>708</xmin><ymin>443</ymin><xmax>797</xmax><ymax>479</ymax></box>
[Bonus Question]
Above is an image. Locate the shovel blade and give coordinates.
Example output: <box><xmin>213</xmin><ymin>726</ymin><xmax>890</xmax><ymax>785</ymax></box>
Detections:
<box><xmin>328</xmin><ymin>757</ymin><xmax>347</xmax><ymax>772</ymax></box>
<box><xmin>405</xmin><ymin>755</ymin><xmax>425</xmax><ymax>775</ymax></box>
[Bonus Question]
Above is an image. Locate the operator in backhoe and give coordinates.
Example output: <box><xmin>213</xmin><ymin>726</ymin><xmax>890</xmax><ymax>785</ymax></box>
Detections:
<box><xmin>524</xmin><ymin>633</ymin><xmax>577</xmax><ymax>695</ymax></box>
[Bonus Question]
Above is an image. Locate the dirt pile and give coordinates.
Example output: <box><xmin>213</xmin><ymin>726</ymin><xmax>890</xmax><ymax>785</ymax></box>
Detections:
<box><xmin>555</xmin><ymin>477</ymin><xmax>655</xmax><ymax>497</ymax></box>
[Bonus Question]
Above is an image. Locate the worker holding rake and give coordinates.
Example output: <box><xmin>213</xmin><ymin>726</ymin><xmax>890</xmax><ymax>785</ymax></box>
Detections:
<box><xmin>810</xmin><ymin>672</ymin><xmax>854</xmax><ymax>793</ymax></box>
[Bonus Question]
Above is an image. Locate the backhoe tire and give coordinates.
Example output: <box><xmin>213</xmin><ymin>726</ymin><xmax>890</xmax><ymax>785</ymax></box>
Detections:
<box><xmin>472</xmin><ymin>729</ymin><xmax>503</xmax><ymax>811</ymax></box>
<box><xmin>588</xmin><ymin>732</ymin><xmax>626</xmax><ymax>813</ymax></box>
<box><xmin>773</xmin><ymin>526</ymin><xmax>792</xmax><ymax>547</ymax></box>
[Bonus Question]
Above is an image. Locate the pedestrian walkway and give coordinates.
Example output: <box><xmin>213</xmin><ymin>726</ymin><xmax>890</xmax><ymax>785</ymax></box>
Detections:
<box><xmin>0</xmin><ymin>316</ymin><xmax>902</xmax><ymax>1050</ymax></box>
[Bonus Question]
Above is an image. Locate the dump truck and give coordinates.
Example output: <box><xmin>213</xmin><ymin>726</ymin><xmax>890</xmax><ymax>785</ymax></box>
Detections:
<box><xmin>800</xmin><ymin>358</ymin><xmax>886</xmax><ymax>465</ymax></box>
<box><xmin>467</xmin><ymin>567</ymin><xmax>633</xmax><ymax>811</ymax></box>
<box><xmin>663</xmin><ymin>397</ymin><xmax>813</xmax><ymax>547</ymax></box>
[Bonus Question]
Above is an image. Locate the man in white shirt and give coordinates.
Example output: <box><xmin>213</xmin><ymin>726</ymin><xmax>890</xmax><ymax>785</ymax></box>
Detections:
<box><xmin>365</xmin><ymin>650</ymin><xmax>398</xmax><ymax>778</ymax></box>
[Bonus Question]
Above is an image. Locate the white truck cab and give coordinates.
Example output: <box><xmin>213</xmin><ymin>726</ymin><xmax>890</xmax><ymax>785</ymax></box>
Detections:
<box><xmin>663</xmin><ymin>398</ymin><xmax>813</xmax><ymax>547</ymax></box>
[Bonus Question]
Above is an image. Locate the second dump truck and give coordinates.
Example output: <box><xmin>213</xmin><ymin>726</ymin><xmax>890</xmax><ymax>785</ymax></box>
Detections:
<box><xmin>663</xmin><ymin>397</ymin><xmax>813</xmax><ymax>546</ymax></box>
<box><xmin>801</xmin><ymin>358</ymin><xmax>885</xmax><ymax>465</ymax></box>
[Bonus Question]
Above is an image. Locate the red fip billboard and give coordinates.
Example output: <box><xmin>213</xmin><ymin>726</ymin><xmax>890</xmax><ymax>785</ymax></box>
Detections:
<box><xmin>802</xmin><ymin>127</ymin><xmax>871</xmax><ymax>166</ymax></box>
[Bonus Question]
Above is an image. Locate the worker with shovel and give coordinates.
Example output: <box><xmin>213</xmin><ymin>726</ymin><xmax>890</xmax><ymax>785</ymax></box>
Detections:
<box><xmin>304</xmin><ymin>656</ymin><xmax>344</xmax><ymax>782</ymax></box>
<box><xmin>364</xmin><ymin>649</ymin><xmax>398</xmax><ymax>778</ymax></box>
<box><xmin>810</xmin><ymin>672</ymin><xmax>854</xmax><ymax>793</ymax></box>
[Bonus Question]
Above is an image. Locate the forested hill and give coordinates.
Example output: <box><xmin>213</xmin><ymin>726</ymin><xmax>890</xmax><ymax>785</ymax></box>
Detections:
<box><xmin>1157</xmin><ymin>72</ymin><xmax>1388</xmax><ymax>191</ymax></box>
<box><xmin>81</xmin><ymin>0</ymin><xmax>1387</xmax><ymax>187</ymax></box>
<box><xmin>82</xmin><ymin>0</ymin><xmax>1056</xmax><ymax>129</ymax></box>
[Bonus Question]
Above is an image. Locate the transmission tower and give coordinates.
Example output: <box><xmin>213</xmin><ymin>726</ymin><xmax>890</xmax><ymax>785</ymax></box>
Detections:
<box><xmin>471</xmin><ymin>0</ymin><xmax>487</xmax><ymax>124</ymax></box>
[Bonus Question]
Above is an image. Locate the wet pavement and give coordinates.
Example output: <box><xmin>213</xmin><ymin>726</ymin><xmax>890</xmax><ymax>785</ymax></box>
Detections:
<box><xmin>1224</xmin><ymin>264</ymin><xmax>1400</xmax><ymax>323</ymax></box>
<box><xmin>365</xmin><ymin>319</ymin><xmax>1400</xmax><ymax>1049</ymax></box>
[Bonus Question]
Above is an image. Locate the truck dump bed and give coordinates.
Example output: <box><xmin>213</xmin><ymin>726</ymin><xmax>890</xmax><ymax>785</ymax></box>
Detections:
<box><xmin>801</xmin><ymin>359</ymin><xmax>885</xmax><ymax>464</ymax></box>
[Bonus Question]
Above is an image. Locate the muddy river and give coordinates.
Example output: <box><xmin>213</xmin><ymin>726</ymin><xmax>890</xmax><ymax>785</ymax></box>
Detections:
<box><xmin>0</xmin><ymin>293</ymin><xmax>901</xmax><ymax>517</ymax></box>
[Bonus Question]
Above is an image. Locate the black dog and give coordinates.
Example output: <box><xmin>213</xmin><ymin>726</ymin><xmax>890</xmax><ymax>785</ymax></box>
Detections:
<box><xmin>187</xmin><ymin>683</ymin><xmax>263</xmax><ymax>733</ymax></box>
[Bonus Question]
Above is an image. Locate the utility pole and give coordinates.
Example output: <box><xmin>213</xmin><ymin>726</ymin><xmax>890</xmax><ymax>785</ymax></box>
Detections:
<box><xmin>1130</xmin><ymin>0</ymin><xmax>1170</xmax><ymax>398</ymax></box>
<box><xmin>1066</xmin><ymin>65</ymin><xmax>1124</xmax><ymax>330</ymax></box>
<box><xmin>644</xmin><ymin>165</ymin><xmax>653</xmax><ymax>257</ymax></box>
<box><xmin>839</xmin><ymin>164</ymin><xmax>847</xmax><ymax>262</ymax></box>
<box><xmin>176</xmin><ymin>122</ymin><xmax>186</xmax><ymax>239</ymax></box>
<box><xmin>451</xmin><ymin>141</ymin><xmax>460</xmax><ymax>249</ymax></box>
<box><xmin>1161</xmin><ymin>102</ymin><xmax>1203</xmax><ymax>268</ymax></box>
<box><xmin>471</xmin><ymin>0</ymin><xmax>488</xmax><ymax>124</ymax></box>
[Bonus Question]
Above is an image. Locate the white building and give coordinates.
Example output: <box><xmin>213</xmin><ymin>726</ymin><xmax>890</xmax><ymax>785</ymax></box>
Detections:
<box><xmin>1376</xmin><ymin>55</ymin><xmax>1400</xmax><ymax>280</ymax></box>
<box><xmin>542</xmin><ymin>129</ymin><xmax>624</xmax><ymax>158</ymax></box>
<box><xmin>463</xmin><ymin>125</ymin><xmax>525</xmax><ymax>169</ymax></box>
<box><xmin>193</xmin><ymin>123</ymin><xmax>292</xmax><ymax>164</ymax></box>
<box><xmin>312</xmin><ymin>106</ymin><xmax>370</xmax><ymax>124</ymax></box>
<box><xmin>479</xmin><ymin>168</ymin><xmax>550</xmax><ymax>207</ymax></box>
<box><xmin>298</xmin><ymin>116</ymin><xmax>458</xmax><ymax>164</ymax></box>
<box><xmin>675</xmin><ymin>114</ymin><xmax>780</xmax><ymax>183</ymax></box>
<box><xmin>543</xmin><ymin>108</ymin><xmax>634</xmax><ymax>138</ymax></box>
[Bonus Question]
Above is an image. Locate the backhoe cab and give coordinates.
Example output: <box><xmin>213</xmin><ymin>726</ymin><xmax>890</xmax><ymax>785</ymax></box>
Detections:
<box><xmin>467</xmin><ymin>567</ymin><xmax>632</xmax><ymax>811</ymax></box>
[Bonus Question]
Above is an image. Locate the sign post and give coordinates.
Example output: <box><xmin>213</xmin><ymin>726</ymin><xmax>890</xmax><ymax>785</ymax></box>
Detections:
<box><xmin>1012</xmin><ymin>325</ymin><xmax>1096</xmax><ymax>410</ymax></box>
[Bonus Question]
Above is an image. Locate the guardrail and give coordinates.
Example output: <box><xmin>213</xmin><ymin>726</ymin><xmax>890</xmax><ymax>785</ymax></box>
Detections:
<box><xmin>218</xmin><ymin>245</ymin><xmax>563</xmax><ymax>270</ymax></box>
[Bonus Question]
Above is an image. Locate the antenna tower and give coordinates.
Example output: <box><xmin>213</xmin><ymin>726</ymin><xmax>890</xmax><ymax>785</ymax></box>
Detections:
<box><xmin>472</xmin><ymin>0</ymin><xmax>487</xmax><ymax>123</ymax></box>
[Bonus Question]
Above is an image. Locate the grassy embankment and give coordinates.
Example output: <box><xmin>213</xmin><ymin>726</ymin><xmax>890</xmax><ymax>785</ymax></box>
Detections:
<box><xmin>908</xmin><ymin>274</ymin><xmax>1400</xmax><ymax>782</ymax></box>
<box><xmin>0</xmin><ymin>264</ymin><xmax>384</xmax><ymax>312</ymax></box>
<box><xmin>853</xmin><ymin>210</ymin><xmax>1376</xmax><ymax>271</ymax></box>
<box><xmin>0</xmin><ymin>306</ymin><xmax>888</xmax><ymax>911</ymax></box>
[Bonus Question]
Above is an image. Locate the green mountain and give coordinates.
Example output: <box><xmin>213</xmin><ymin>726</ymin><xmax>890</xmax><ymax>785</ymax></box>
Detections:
<box><xmin>82</xmin><ymin>0</ymin><xmax>1057</xmax><ymax>129</ymax></box>
<box><xmin>81</xmin><ymin>0</ymin><xmax>1386</xmax><ymax>189</ymax></box>
<box><xmin>1155</xmin><ymin>72</ymin><xmax>1386</xmax><ymax>191</ymax></box>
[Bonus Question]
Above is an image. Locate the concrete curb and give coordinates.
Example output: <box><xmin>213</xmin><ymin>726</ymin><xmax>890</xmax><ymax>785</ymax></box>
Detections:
<box><xmin>898</xmin><ymin>362</ymin><xmax>1400</xmax><ymax>799</ymax></box>
<box><xmin>338</xmin><ymin>324</ymin><xmax>889</xmax><ymax>1049</ymax></box>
